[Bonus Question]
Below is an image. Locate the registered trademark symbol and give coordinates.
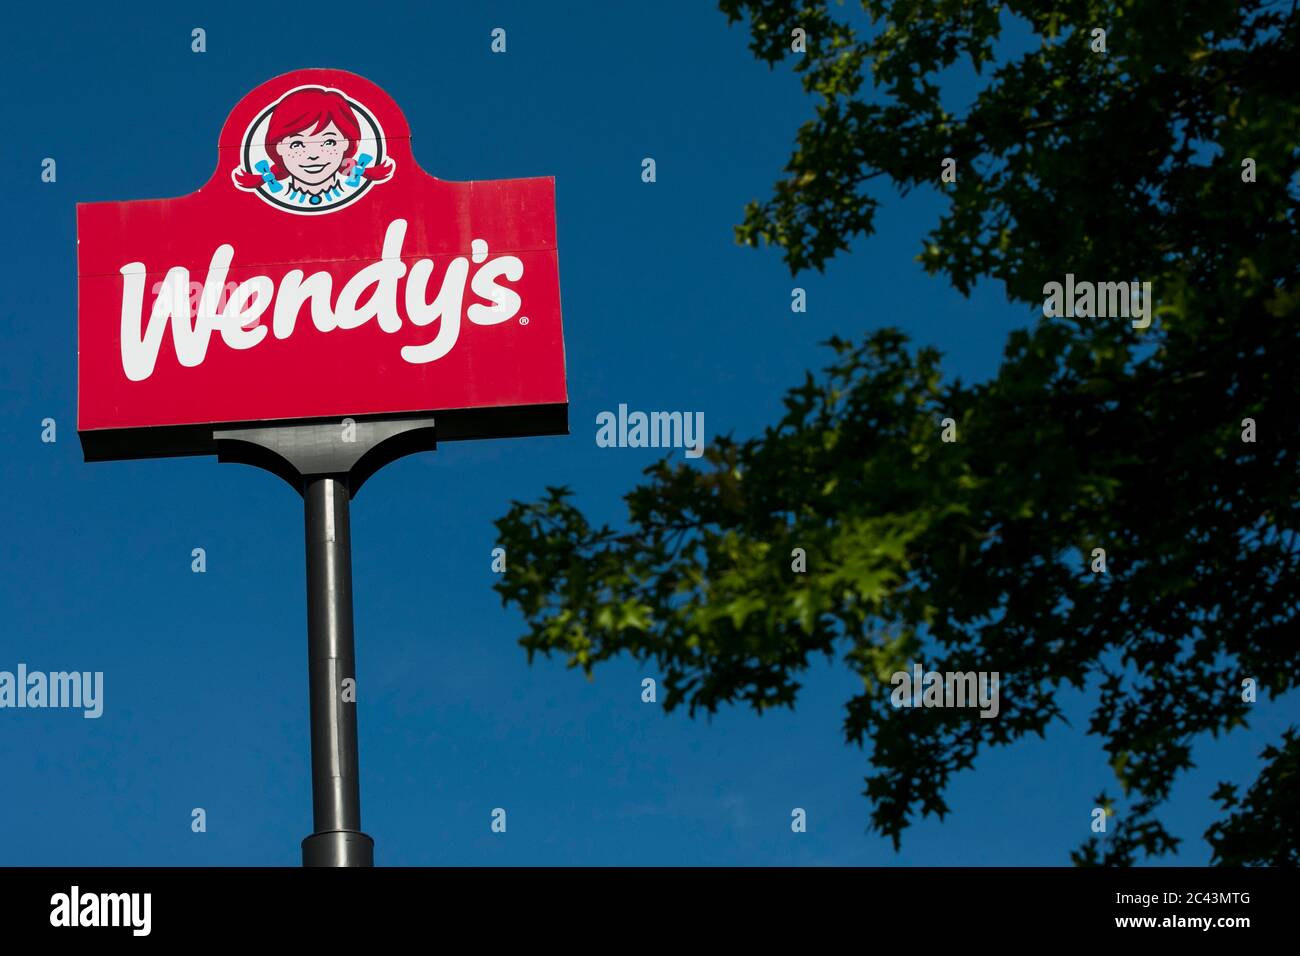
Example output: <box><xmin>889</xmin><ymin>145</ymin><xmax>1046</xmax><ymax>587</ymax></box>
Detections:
<box><xmin>519</xmin><ymin>316</ymin><xmax>529</xmax><ymax>325</ymax></box>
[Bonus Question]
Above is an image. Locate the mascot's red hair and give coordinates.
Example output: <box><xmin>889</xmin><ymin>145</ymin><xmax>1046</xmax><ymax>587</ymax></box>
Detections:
<box><xmin>233</xmin><ymin>87</ymin><xmax>393</xmax><ymax>191</ymax></box>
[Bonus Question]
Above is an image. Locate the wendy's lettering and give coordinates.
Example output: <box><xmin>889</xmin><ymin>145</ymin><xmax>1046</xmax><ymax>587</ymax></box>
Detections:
<box><xmin>118</xmin><ymin>219</ymin><xmax>525</xmax><ymax>382</ymax></box>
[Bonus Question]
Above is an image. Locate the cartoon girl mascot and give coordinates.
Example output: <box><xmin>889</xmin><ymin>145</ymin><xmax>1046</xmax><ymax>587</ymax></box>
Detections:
<box><xmin>233</xmin><ymin>87</ymin><xmax>394</xmax><ymax>207</ymax></box>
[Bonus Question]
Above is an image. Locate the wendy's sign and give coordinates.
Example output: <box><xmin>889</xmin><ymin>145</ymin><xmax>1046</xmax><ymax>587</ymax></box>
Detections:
<box><xmin>78</xmin><ymin>68</ymin><xmax>567</xmax><ymax>461</ymax></box>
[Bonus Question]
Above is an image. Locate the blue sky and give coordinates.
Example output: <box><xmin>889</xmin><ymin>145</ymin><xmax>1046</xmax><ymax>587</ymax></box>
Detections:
<box><xmin>0</xmin><ymin>0</ymin><xmax>1293</xmax><ymax>866</ymax></box>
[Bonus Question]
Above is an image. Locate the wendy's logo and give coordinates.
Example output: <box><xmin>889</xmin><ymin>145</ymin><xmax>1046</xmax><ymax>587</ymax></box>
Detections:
<box><xmin>232</xmin><ymin>86</ymin><xmax>394</xmax><ymax>214</ymax></box>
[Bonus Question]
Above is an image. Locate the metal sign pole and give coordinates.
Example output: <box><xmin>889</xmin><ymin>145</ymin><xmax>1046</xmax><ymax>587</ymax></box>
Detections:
<box><xmin>213</xmin><ymin>414</ymin><xmax>439</xmax><ymax>867</ymax></box>
<box><xmin>301</xmin><ymin>475</ymin><xmax>372</xmax><ymax>867</ymax></box>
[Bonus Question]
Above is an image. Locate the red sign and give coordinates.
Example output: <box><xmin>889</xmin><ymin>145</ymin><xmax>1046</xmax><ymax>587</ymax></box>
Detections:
<box><xmin>78</xmin><ymin>69</ymin><xmax>567</xmax><ymax>460</ymax></box>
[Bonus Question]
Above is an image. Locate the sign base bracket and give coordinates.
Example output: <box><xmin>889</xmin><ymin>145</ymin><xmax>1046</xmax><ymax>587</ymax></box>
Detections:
<box><xmin>213</xmin><ymin>414</ymin><xmax>438</xmax><ymax>498</ymax></box>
